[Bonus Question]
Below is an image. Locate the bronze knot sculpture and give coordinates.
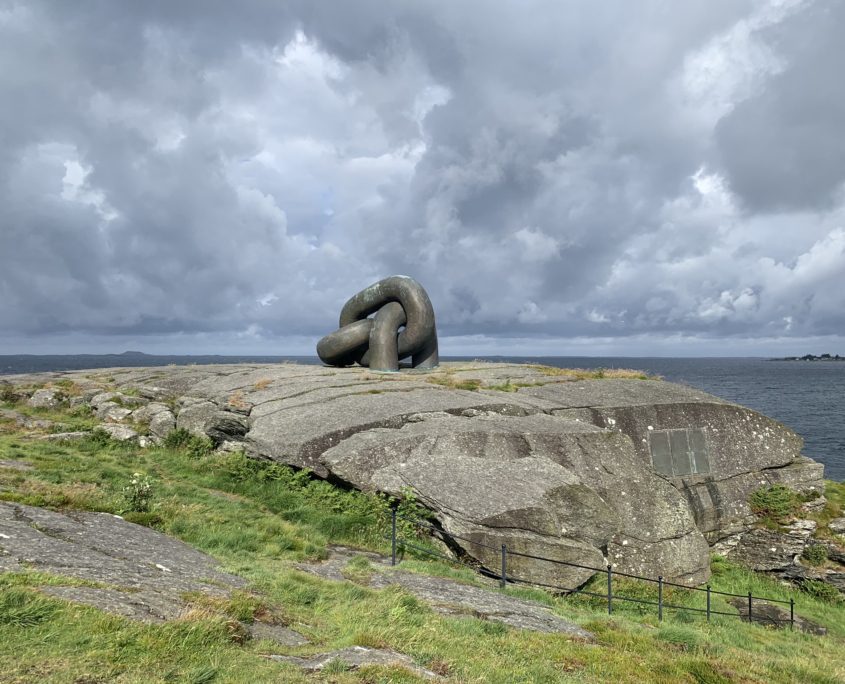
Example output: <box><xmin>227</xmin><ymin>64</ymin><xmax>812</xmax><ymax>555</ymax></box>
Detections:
<box><xmin>317</xmin><ymin>276</ymin><xmax>439</xmax><ymax>372</ymax></box>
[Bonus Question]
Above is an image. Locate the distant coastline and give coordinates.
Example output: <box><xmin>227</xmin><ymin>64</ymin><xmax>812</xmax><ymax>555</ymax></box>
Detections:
<box><xmin>771</xmin><ymin>353</ymin><xmax>844</xmax><ymax>361</ymax></box>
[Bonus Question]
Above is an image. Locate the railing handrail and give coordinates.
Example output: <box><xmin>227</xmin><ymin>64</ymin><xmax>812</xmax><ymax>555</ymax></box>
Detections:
<box><xmin>389</xmin><ymin>508</ymin><xmax>798</xmax><ymax>628</ymax></box>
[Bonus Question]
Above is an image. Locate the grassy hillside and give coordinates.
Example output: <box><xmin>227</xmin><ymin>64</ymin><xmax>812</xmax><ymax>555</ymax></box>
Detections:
<box><xmin>0</xmin><ymin>400</ymin><xmax>844</xmax><ymax>683</ymax></box>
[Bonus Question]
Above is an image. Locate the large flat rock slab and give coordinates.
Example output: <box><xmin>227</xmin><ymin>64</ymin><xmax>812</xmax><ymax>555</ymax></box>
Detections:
<box><xmin>0</xmin><ymin>501</ymin><xmax>246</xmax><ymax>621</ymax></box>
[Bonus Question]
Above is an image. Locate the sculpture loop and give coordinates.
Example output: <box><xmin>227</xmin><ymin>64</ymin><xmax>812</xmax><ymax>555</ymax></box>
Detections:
<box><xmin>317</xmin><ymin>276</ymin><xmax>439</xmax><ymax>372</ymax></box>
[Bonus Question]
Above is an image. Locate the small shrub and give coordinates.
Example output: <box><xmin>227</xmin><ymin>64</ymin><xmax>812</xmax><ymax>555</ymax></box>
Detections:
<box><xmin>802</xmin><ymin>544</ymin><xmax>828</xmax><ymax>566</ymax></box>
<box><xmin>88</xmin><ymin>428</ymin><xmax>116</xmax><ymax>447</ymax></box>
<box><xmin>163</xmin><ymin>428</ymin><xmax>214</xmax><ymax>458</ymax></box>
<box><xmin>214</xmin><ymin>451</ymin><xmax>260</xmax><ymax>482</ymax></box>
<box><xmin>381</xmin><ymin>486</ymin><xmax>435</xmax><ymax>541</ymax></box>
<box><xmin>0</xmin><ymin>382</ymin><xmax>21</xmax><ymax>403</ymax></box>
<box><xmin>67</xmin><ymin>404</ymin><xmax>93</xmax><ymax>419</ymax></box>
<box><xmin>749</xmin><ymin>484</ymin><xmax>801</xmax><ymax>524</ymax></box>
<box><xmin>799</xmin><ymin>578</ymin><xmax>842</xmax><ymax>603</ymax></box>
<box><xmin>122</xmin><ymin>472</ymin><xmax>154</xmax><ymax>513</ymax></box>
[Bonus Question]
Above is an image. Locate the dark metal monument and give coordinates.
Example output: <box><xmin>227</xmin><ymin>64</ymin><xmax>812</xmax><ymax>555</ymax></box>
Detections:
<box><xmin>317</xmin><ymin>276</ymin><xmax>439</xmax><ymax>372</ymax></box>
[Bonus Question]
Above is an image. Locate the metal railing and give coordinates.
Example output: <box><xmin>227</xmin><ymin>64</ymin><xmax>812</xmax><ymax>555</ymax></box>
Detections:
<box><xmin>389</xmin><ymin>508</ymin><xmax>796</xmax><ymax>629</ymax></box>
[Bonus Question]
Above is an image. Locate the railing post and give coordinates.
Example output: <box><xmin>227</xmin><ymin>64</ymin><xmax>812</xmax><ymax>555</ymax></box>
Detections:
<box><xmin>706</xmin><ymin>585</ymin><xmax>711</xmax><ymax>623</ymax></box>
<box><xmin>607</xmin><ymin>565</ymin><xmax>613</xmax><ymax>615</ymax></box>
<box><xmin>790</xmin><ymin>597</ymin><xmax>794</xmax><ymax>631</ymax></box>
<box><xmin>391</xmin><ymin>507</ymin><xmax>397</xmax><ymax>566</ymax></box>
<box><xmin>747</xmin><ymin>592</ymin><xmax>753</xmax><ymax>624</ymax></box>
<box><xmin>500</xmin><ymin>544</ymin><xmax>507</xmax><ymax>588</ymax></box>
<box><xmin>658</xmin><ymin>576</ymin><xmax>663</xmax><ymax>622</ymax></box>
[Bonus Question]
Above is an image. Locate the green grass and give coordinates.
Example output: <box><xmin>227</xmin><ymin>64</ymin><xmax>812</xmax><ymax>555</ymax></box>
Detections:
<box><xmin>531</xmin><ymin>365</ymin><xmax>655</xmax><ymax>381</ymax></box>
<box><xmin>808</xmin><ymin>479</ymin><xmax>845</xmax><ymax>541</ymax></box>
<box><xmin>0</xmin><ymin>401</ymin><xmax>844</xmax><ymax>682</ymax></box>
<box><xmin>426</xmin><ymin>375</ymin><xmax>483</xmax><ymax>391</ymax></box>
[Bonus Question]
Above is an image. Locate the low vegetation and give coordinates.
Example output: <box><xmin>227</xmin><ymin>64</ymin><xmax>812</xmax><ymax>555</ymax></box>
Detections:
<box><xmin>425</xmin><ymin>364</ymin><xmax>654</xmax><ymax>392</ymax></box>
<box><xmin>809</xmin><ymin>479</ymin><xmax>845</xmax><ymax>541</ymax></box>
<box><xmin>749</xmin><ymin>484</ymin><xmax>804</xmax><ymax>526</ymax></box>
<box><xmin>426</xmin><ymin>373</ymin><xmax>483</xmax><ymax>391</ymax></box>
<box><xmin>531</xmin><ymin>365</ymin><xmax>655</xmax><ymax>381</ymax></box>
<box><xmin>0</xmin><ymin>397</ymin><xmax>843</xmax><ymax>682</ymax></box>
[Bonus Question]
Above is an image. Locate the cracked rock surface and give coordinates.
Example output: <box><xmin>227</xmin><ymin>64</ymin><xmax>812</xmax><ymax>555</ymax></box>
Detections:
<box><xmin>3</xmin><ymin>361</ymin><xmax>825</xmax><ymax>588</ymax></box>
<box><xmin>268</xmin><ymin>646</ymin><xmax>442</xmax><ymax>679</ymax></box>
<box><xmin>0</xmin><ymin>501</ymin><xmax>246</xmax><ymax>622</ymax></box>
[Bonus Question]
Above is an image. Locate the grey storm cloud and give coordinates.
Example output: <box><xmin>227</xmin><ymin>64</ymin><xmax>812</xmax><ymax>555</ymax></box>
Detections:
<box><xmin>1</xmin><ymin>0</ymin><xmax>843</xmax><ymax>354</ymax></box>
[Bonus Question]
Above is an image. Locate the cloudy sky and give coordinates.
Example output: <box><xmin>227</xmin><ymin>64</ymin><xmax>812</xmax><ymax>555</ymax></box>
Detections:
<box><xmin>1</xmin><ymin>0</ymin><xmax>843</xmax><ymax>356</ymax></box>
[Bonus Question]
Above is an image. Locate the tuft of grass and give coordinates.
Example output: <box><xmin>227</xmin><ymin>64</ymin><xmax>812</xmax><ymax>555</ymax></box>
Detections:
<box><xmin>182</xmin><ymin>590</ymin><xmax>268</xmax><ymax>625</ymax></box>
<box><xmin>656</xmin><ymin>624</ymin><xmax>701</xmax><ymax>650</ymax></box>
<box><xmin>322</xmin><ymin>658</ymin><xmax>351</xmax><ymax>674</ymax></box>
<box><xmin>532</xmin><ymin>365</ymin><xmax>655</xmax><ymax>380</ymax></box>
<box><xmin>488</xmin><ymin>379</ymin><xmax>518</xmax><ymax>392</ymax></box>
<box><xmin>187</xmin><ymin>665</ymin><xmax>220</xmax><ymax>684</ymax></box>
<box><xmin>226</xmin><ymin>391</ymin><xmax>250</xmax><ymax>410</ymax></box>
<box><xmin>0</xmin><ymin>588</ymin><xmax>58</xmax><ymax>627</ymax></box>
<box><xmin>0</xmin><ymin>570</ymin><xmax>109</xmax><ymax>590</ymax></box>
<box><xmin>807</xmin><ymin>479</ymin><xmax>845</xmax><ymax>540</ymax></box>
<box><xmin>343</xmin><ymin>555</ymin><xmax>375</xmax><ymax>584</ymax></box>
<box><xmin>52</xmin><ymin>379</ymin><xmax>83</xmax><ymax>397</ymax></box>
<box><xmin>427</xmin><ymin>376</ymin><xmax>482</xmax><ymax>391</ymax></box>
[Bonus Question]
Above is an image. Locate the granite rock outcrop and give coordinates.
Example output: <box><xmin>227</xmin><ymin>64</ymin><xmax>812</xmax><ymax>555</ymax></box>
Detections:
<box><xmin>3</xmin><ymin>362</ymin><xmax>828</xmax><ymax>590</ymax></box>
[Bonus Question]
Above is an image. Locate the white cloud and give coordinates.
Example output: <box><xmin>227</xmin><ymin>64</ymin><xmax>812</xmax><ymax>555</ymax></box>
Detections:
<box><xmin>514</xmin><ymin>227</ymin><xmax>560</xmax><ymax>262</ymax></box>
<box><xmin>677</xmin><ymin>0</ymin><xmax>808</xmax><ymax>127</ymax></box>
<box><xmin>1</xmin><ymin>0</ymin><xmax>843</xmax><ymax>355</ymax></box>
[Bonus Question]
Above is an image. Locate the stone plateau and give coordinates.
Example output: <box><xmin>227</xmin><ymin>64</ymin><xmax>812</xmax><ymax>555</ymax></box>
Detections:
<box><xmin>3</xmin><ymin>362</ymin><xmax>825</xmax><ymax>588</ymax></box>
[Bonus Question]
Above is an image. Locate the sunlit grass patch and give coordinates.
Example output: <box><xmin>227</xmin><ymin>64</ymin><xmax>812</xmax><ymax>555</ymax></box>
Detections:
<box><xmin>426</xmin><ymin>375</ymin><xmax>482</xmax><ymax>391</ymax></box>
<box><xmin>532</xmin><ymin>365</ymin><xmax>655</xmax><ymax>380</ymax></box>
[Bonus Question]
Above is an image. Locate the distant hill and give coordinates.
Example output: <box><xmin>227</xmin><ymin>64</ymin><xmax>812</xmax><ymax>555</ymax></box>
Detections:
<box><xmin>774</xmin><ymin>353</ymin><xmax>843</xmax><ymax>361</ymax></box>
